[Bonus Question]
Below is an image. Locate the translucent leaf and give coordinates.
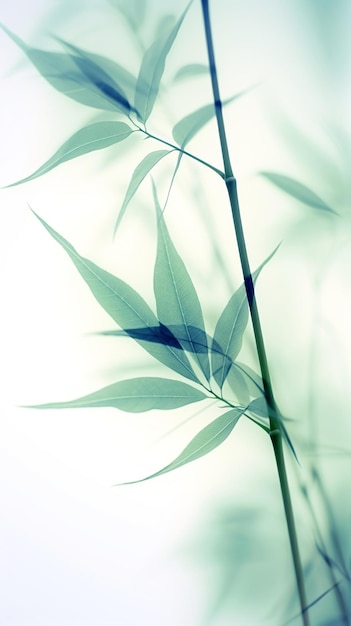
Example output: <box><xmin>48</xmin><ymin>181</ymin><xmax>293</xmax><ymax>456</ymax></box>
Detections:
<box><xmin>235</xmin><ymin>362</ymin><xmax>264</xmax><ymax>396</ymax></box>
<box><xmin>153</xmin><ymin>184</ymin><xmax>210</xmax><ymax>382</ymax></box>
<box><xmin>1</xmin><ymin>25</ymin><xmax>136</xmax><ymax>113</ymax></box>
<box><xmin>100</xmin><ymin>324</ymin><xmax>214</xmax><ymax>354</ymax></box>
<box><xmin>32</xmin><ymin>211</ymin><xmax>199</xmax><ymax>383</ymax></box>
<box><xmin>261</xmin><ymin>172</ymin><xmax>337</xmax><ymax>215</ymax></box>
<box><xmin>28</xmin><ymin>377</ymin><xmax>206</xmax><ymax>412</ymax></box>
<box><xmin>172</xmin><ymin>88</ymin><xmax>252</xmax><ymax>147</ymax></box>
<box><xmin>212</xmin><ymin>246</ymin><xmax>280</xmax><ymax>389</ymax></box>
<box><xmin>5</xmin><ymin>122</ymin><xmax>133</xmax><ymax>187</ymax></box>
<box><xmin>55</xmin><ymin>38</ymin><xmax>138</xmax><ymax>116</ymax></box>
<box><xmin>153</xmin><ymin>14</ymin><xmax>177</xmax><ymax>41</ymax></box>
<box><xmin>173</xmin><ymin>63</ymin><xmax>209</xmax><ymax>81</ymax></box>
<box><xmin>247</xmin><ymin>397</ymin><xmax>269</xmax><ymax>419</ymax></box>
<box><xmin>121</xmin><ymin>408</ymin><xmax>244</xmax><ymax>483</ymax></box>
<box><xmin>111</xmin><ymin>0</ymin><xmax>147</xmax><ymax>32</ymax></box>
<box><xmin>225</xmin><ymin>365</ymin><xmax>250</xmax><ymax>405</ymax></box>
<box><xmin>114</xmin><ymin>149</ymin><xmax>172</xmax><ymax>233</ymax></box>
<box><xmin>134</xmin><ymin>2</ymin><xmax>190</xmax><ymax>122</ymax></box>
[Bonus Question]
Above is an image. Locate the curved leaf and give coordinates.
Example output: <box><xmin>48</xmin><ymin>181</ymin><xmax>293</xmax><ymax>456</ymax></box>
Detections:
<box><xmin>173</xmin><ymin>63</ymin><xmax>209</xmax><ymax>81</ymax></box>
<box><xmin>212</xmin><ymin>245</ymin><xmax>280</xmax><ymax>389</ymax></box>
<box><xmin>226</xmin><ymin>365</ymin><xmax>250</xmax><ymax>405</ymax></box>
<box><xmin>111</xmin><ymin>0</ymin><xmax>147</xmax><ymax>32</ymax></box>
<box><xmin>28</xmin><ymin>377</ymin><xmax>206</xmax><ymax>412</ymax></box>
<box><xmin>134</xmin><ymin>3</ymin><xmax>191</xmax><ymax>122</ymax></box>
<box><xmin>1</xmin><ymin>25</ymin><xmax>136</xmax><ymax>113</ymax></box>
<box><xmin>32</xmin><ymin>211</ymin><xmax>199</xmax><ymax>383</ymax></box>
<box><xmin>55</xmin><ymin>38</ymin><xmax>138</xmax><ymax>116</ymax></box>
<box><xmin>247</xmin><ymin>396</ymin><xmax>269</xmax><ymax>419</ymax></box>
<box><xmin>121</xmin><ymin>408</ymin><xmax>244</xmax><ymax>483</ymax></box>
<box><xmin>261</xmin><ymin>172</ymin><xmax>337</xmax><ymax>215</ymax></box>
<box><xmin>172</xmin><ymin>88</ymin><xmax>252</xmax><ymax>147</ymax></box>
<box><xmin>5</xmin><ymin>122</ymin><xmax>133</xmax><ymax>187</ymax></box>
<box><xmin>153</xmin><ymin>185</ymin><xmax>210</xmax><ymax>381</ymax></box>
<box><xmin>100</xmin><ymin>324</ymin><xmax>215</xmax><ymax>354</ymax></box>
<box><xmin>114</xmin><ymin>149</ymin><xmax>172</xmax><ymax>233</ymax></box>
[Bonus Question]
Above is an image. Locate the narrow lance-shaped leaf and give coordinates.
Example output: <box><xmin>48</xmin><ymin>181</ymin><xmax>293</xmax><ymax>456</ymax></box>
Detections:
<box><xmin>153</xmin><ymin>184</ymin><xmax>210</xmax><ymax>382</ymax></box>
<box><xmin>99</xmin><ymin>324</ymin><xmax>216</xmax><ymax>354</ymax></box>
<box><xmin>172</xmin><ymin>90</ymin><xmax>250</xmax><ymax>147</ymax></box>
<box><xmin>5</xmin><ymin>122</ymin><xmax>133</xmax><ymax>187</ymax></box>
<box><xmin>261</xmin><ymin>172</ymin><xmax>337</xmax><ymax>215</ymax></box>
<box><xmin>134</xmin><ymin>2</ymin><xmax>191</xmax><ymax>122</ymax></box>
<box><xmin>212</xmin><ymin>245</ymin><xmax>280</xmax><ymax>389</ymax></box>
<box><xmin>28</xmin><ymin>377</ymin><xmax>206</xmax><ymax>412</ymax></box>
<box><xmin>114</xmin><ymin>149</ymin><xmax>172</xmax><ymax>234</ymax></box>
<box><xmin>111</xmin><ymin>0</ymin><xmax>148</xmax><ymax>32</ymax></box>
<box><xmin>173</xmin><ymin>63</ymin><xmax>209</xmax><ymax>81</ymax></box>
<box><xmin>0</xmin><ymin>24</ymin><xmax>136</xmax><ymax>113</ymax></box>
<box><xmin>55</xmin><ymin>38</ymin><xmax>139</xmax><ymax>117</ymax></box>
<box><xmin>32</xmin><ymin>211</ymin><xmax>199</xmax><ymax>383</ymax></box>
<box><xmin>119</xmin><ymin>408</ymin><xmax>244</xmax><ymax>484</ymax></box>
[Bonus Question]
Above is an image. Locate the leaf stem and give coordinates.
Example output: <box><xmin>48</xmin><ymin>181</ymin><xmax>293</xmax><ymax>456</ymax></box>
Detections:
<box><xmin>133</xmin><ymin>124</ymin><xmax>225</xmax><ymax>178</ymax></box>
<box><xmin>201</xmin><ymin>1</ymin><xmax>309</xmax><ymax>623</ymax></box>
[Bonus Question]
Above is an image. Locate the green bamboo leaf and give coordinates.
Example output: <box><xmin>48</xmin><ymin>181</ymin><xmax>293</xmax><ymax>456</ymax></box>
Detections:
<box><xmin>212</xmin><ymin>246</ymin><xmax>280</xmax><ymax>389</ymax></box>
<box><xmin>153</xmin><ymin>184</ymin><xmax>210</xmax><ymax>382</ymax></box>
<box><xmin>247</xmin><ymin>396</ymin><xmax>269</xmax><ymax>419</ymax></box>
<box><xmin>28</xmin><ymin>377</ymin><xmax>206</xmax><ymax>412</ymax></box>
<box><xmin>121</xmin><ymin>408</ymin><xmax>244</xmax><ymax>484</ymax></box>
<box><xmin>172</xmin><ymin>88</ymin><xmax>252</xmax><ymax>147</ymax></box>
<box><xmin>134</xmin><ymin>2</ymin><xmax>191</xmax><ymax>122</ymax></box>
<box><xmin>173</xmin><ymin>63</ymin><xmax>209</xmax><ymax>81</ymax></box>
<box><xmin>55</xmin><ymin>38</ymin><xmax>138</xmax><ymax>116</ymax></box>
<box><xmin>114</xmin><ymin>149</ymin><xmax>172</xmax><ymax>234</ymax></box>
<box><xmin>226</xmin><ymin>365</ymin><xmax>250</xmax><ymax>405</ymax></box>
<box><xmin>32</xmin><ymin>211</ymin><xmax>199</xmax><ymax>383</ymax></box>
<box><xmin>235</xmin><ymin>362</ymin><xmax>264</xmax><ymax>396</ymax></box>
<box><xmin>111</xmin><ymin>0</ymin><xmax>147</xmax><ymax>32</ymax></box>
<box><xmin>261</xmin><ymin>172</ymin><xmax>337</xmax><ymax>215</ymax></box>
<box><xmin>5</xmin><ymin>122</ymin><xmax>133</xmax><ymax>187</ymax></box>
<box><xmin>1</xmin><ymin>25</ymin><xmax>136</xmax><ymax>113</ymax></box>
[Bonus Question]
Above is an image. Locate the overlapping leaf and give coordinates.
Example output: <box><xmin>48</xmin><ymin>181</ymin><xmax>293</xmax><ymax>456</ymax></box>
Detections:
<box><xmin>120</xmin><ymin>407</ymin><xmax>244</xmax><ymax>484</ymax></box>
<box><xmin>261</xmin><ymin>172</ymin><xmax>337</xmax><ymax>215</ymax></box>
<box><xmin>55</xmin><ymin>38</ymin><xmax>138</xmax><ymax>116</ymax></box>
<box><xmin>153</xmin><ymin>185</ymin><xmax>210</xmax><ymax>382</ymax></box>
<box><xmin>28</xmin><ymin>377</ymin><xmax>206</xmax><ymax>412</ymax></box>
<box><xmin>5</xmin><ymin>122</ymin><xmax>133</xmax><ymax>187</ymax></box>
<box><xmin>1</xmin><ymin>25</ymin><xmax>136</xmax><ymax>113</ymax></box>
<box><xmin>212</xmin><ymin>246</ymin><xmax>280</xmax><ymax>389</ymax></box>
<box><xmin>172</xmin><ymin>89</ymin><xmax>252</xmax><ymax>147</ymax></box>
<box><xmin>32</xmin><ymin>211</ymin><xmax>198</xmax><ymax>383</ymax></box>
<box><xmin>134</xmin><ymin>2</ymin><xmax>190</xmax><ymax>122</ymax></box>
<box><xmin>114</xmin><ymin>149</ymin><xmax>172</xmax><ymax>233</ymax></box>
<box><xmin>100</xmin><ymin>324</ymin><xmax>215</xmax><ymax>354</ymax></box>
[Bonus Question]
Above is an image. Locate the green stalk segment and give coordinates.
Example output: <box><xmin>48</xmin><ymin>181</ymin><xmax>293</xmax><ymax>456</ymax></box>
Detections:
<box><xmin>200</xmin><ymin>1</ymin><xmax>309</xmax><ymax>624</ymax></box>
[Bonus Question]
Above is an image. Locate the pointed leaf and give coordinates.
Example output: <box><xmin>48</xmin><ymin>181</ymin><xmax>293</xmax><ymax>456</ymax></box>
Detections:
<box><xmin>153</xmin><ymin>185</ymin><xmax>210</xmax><ymax>381</ymax></box>
<box><xmin>173</xmin><ymin>63</ymin><xmax>209</xmax><ymax>81</ymax></box>
<box><xmin>261</xmin><ymin>172</ymin><xmax>337</xmax><ymax>214</ymax></box>
<box><xmin>111</xmin><ymin>0</ymin><xmax>147</xmax><ymax>32</ymax></box>
<box><xmin>121</xmin><ymin>408</ymin><xmax>244</xmax><ymax>483</ymax></box>
<box><xmin>247</xmin><ymin>396</ymin><xmax>269</xmax><ymax>419</ymax></box>
<box><xmin>55</xmin><ymin>38</ymin><xmax>139</xmax><ymax>116</ymax></box>
<box><xmin>5</xmin><ymin>122</ymin><xmax>133</xmax><ymax>187</ymax></box>
<box><xmin>172</xmin><ymin>88</ymin><xmax>253</xmax><ymax>147</ymax></box>
<box><xmin>1</xmin><ymin>25</ymin><xmax>135</xmax><ymax>113</ymax></box>
<box><xmin>100</xmin><ymin>324</ymin><xmax>213</xmax><ymax>354</ymax></box>
<box><xmin>29</xmin><ymin>377</ymin><xmax>206</xmax><ymax>412</ymax></box>
<box><xmin>32</xmin><ymin>211</ymin><xmax>199</xmax><ymax>383</ymax></box>
<box><xmin>235</xmin><ymin>362</ymin><xmax>264</xmax><ymax>397</ymax></box>
<box><xmin>212</xmin><ymin>246</ymin><xmax>280</xmax><ymax>389</ymax></box>
<box><xmin>114</xmin><ymin>149</ymin><xmax>172</xmax><ymax>233</ymax></box>
<box><xmin>134</xmin><ymin>3</ymin><xmax>190</xmax><ymax>122</ymax></box>
<box><xmin>225</xmin><ymin>365</ymin><xmax>250</xmax><ymax>405</ymax></box>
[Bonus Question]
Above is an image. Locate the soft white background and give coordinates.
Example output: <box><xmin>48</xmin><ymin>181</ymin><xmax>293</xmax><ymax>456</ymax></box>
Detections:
<box><xmin>1</xmin><ymin>1</ymin><xmax>351</xmax><ymax>624</ymax></box>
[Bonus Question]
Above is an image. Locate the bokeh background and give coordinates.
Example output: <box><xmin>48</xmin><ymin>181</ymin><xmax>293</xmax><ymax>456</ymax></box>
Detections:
<box><xmin>1</xmin><ymin>1</ymin><xmax>351</xmax><ymax>624</ymax></box>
